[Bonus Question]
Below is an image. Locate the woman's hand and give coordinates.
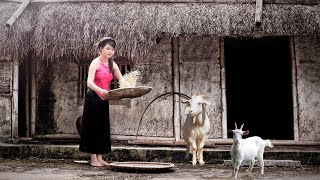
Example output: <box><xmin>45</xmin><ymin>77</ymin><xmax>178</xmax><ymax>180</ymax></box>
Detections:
<box><xmin>101</xmin><ymin>89</ymin><xmax>109</xmax><ymax>99</ymax></box>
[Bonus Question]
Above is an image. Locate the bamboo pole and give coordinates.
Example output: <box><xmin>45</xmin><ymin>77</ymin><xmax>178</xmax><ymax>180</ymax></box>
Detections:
<box><xmin>5</xmin><ymin>0</ymin><xmax>31</xmax><ymax>28</ymax></box>
<box><xmin>33</xmin><ymin>134</ymin><xmax>320</xmax><ymax>146</ymax></box>
<box><xmin>289</xmin><ymin>37</ymin><xmax>299</xmax><ymax>141</ymax></box>
<box><xmin>34</xmin><ymin>134</ymin><xmax>175</xmax><ymax>141</ymax></box>
<box><xmin>3</xmin><ymin>0</ymin><xmax>320</xmax><ymax>4</ymax></box>
<box><xmin>172</xmin><ymin>37</ymin><xmax>181</xmax><ymax>141</ymax></box>
<box><xmin>128</xmin><ymin>138</ymin><xmax>320</xmax><ymax>146</ymax></box>
<box><xmin>11</xmin><ymin>57</ymin><xmax>19</xmax><ymax>139</ymax></box>
<box><xmin>255</xmin><ymin>0</ymin><xmax>263</xmax><ymax>27</ymax></box>
<box><xmin>25</xmin><ymin>58</ymin><xmax>30</xmax><ymax>137</ymax></box>
<box><xmin>35</xmin><ymin>134</ymin><xmax>80</xmax><ymax>140</ymax></box>
<box><xmin>219</xmin><ymin>37</ymin><xmax>228</xmax><ymax>139</ymax></box>
<box><xmin>30</xmin><ymin>57</ymin><xmax>36</xmax><ymax>137</ymax></box>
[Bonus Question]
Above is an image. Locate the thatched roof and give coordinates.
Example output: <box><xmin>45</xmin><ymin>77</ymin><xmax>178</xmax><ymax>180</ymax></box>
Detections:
<box><xmin>1</xmin><ymin>2</ymin><xmax>320</xmax><ymax>61</ymax></box>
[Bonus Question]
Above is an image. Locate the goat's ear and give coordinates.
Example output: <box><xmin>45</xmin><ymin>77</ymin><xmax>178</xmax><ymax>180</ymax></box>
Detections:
<box><xmin>228</xmin><ymin>130</ymin><xmax>234</xmax><ymax>133</ymax></box>
<box><xmin>243</xmin><ymin>130</ymin><xmax>249</xmax><ymax>135</ymax></box>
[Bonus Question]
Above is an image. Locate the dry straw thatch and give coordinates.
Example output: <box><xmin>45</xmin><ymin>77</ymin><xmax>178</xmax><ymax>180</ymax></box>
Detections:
<box><xmin>1</xmin><ymin>2</ymin><xmax>320</xmax><ymax>61</ymax></box>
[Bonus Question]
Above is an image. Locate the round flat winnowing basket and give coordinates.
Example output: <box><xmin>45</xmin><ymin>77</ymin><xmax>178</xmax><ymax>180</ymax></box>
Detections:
<box><xmin>105</xmin><ymin>86</ymin><xmax>152</xmax><ymax>100</ymax></box>
<box><xmin>109</xmin><ymin>162</ymin><xmax>175</xmax><ymax>172</ymax></box>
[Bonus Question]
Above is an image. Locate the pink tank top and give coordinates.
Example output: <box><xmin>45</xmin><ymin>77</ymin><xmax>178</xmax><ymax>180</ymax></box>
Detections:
<box><xmin>94</xmin><ymin>58</ymin><xmax>113</xmax><ymax>99</ymax></box>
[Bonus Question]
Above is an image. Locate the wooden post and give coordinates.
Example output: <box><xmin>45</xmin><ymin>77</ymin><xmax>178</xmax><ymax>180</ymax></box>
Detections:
<box><xmin>30</xmin><ymin>57</ymin><xmax>36</xmax><ymax>137</ymax></box>
<box><xmin>219</xmin><ymin>37</ymin><xmax>228</xmax><ymax>139</ymax></box>
<box><xmin>11</xmin><ymin>58</ymin><xmax>19</xmax><ymax>139</ymax></box>
<box><xmin>289</xmin><ymin>37</ymin><xmax>299</xmax><ymax>141</ymax></box>
<box><xmin>6</xmin><ymin>0</ymin><xmax>31</xmax><ymax>28</ymax></box>
<box><xmin>255</xmin><ymin>0</ymin><xmax>263</xmax><ymax>27</ymax></box>
<box><xmin>172</xmin><ymin>37</ymin><xmax>181</xmax><ymax>141</ymax></box>
<box><xmin>25</xmin><ymin>58</ymin><xmax>30</xmax><ymax>137</ymax></box>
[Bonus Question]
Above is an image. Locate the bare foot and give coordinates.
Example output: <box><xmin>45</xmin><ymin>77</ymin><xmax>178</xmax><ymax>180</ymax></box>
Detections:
<box><xmin>98</xmin><ymin>159</ymin><xmax>110</xmax><ymax>166</ymax></box>
<box><xmin>90</xmin><ymin>161</ymin><xmax>104</xmax><ymax>167</ymax></box>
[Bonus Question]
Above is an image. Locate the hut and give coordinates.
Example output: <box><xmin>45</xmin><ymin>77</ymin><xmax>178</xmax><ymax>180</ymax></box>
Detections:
<box><xmin>0</xmin><ymin>0</ymin><xmax>319</xmax><ymax>146</ymax></box>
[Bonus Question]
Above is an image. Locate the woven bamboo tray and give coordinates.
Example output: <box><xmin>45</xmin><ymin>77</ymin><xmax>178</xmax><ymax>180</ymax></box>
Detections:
<box><xmin>105</xmin><ymin>86</ymin><xmax>152</xmax><ymax>100</ymax></box>
<box><xmin>109</xmin><ymin>162</ymin><xmax>175</xmax><ymax>172</ymax></box>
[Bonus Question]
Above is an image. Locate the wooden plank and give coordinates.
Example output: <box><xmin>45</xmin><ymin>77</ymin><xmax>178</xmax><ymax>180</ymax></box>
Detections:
<box><xmin>3</xmin><ymin>0</ymin><xmax>320</xmax><ymax>5</ymax></box>
<box><xmin>11</xmin><ymin>57</ymin><xmax>19</xmax><ymax>139</ymax></box>
<box><xmin>172</xmin><ymin>37</ymin><xmax>181</xmax><ymax>141</ymax></box>
<box><xmin>5</xmin><ymin>0</ymin><xmax>31</xmax><ymax>28</ymax></box>
<box><xmin>255</xmin><ymin>0</ymin><xmax>263</xmax><ymax>27</ymax></box>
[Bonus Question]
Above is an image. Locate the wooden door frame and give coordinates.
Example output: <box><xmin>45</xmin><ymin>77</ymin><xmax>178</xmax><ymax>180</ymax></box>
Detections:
<box><xmin>219</xmin><ymin>36</ymin><xmax>299</xmax><ymax>141</ymax></box>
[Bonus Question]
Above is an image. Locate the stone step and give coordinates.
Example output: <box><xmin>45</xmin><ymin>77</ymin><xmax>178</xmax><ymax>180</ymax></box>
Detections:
<box><xmin>0</xmin><ymin>143</ymin><xmax>319</xmax><ymax>165</ymax></box>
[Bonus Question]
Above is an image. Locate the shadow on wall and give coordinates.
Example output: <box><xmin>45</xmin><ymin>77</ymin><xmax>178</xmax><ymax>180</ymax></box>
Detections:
<box><xmin>76</xmin><ymin>115</ymin><xmax>82</xmax><ymax>136</ymax></box>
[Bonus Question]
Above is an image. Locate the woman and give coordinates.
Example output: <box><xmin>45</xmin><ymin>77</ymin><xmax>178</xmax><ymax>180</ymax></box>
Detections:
<box><xmin>79</xmin><ymin>37</ymin><xmax>124</xmax><ymax>167</ymax></box>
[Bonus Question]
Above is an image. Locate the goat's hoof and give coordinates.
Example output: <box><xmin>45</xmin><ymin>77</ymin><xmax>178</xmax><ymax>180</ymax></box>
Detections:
<box><xmin>199</xmin><ymin>161</ymin><xmax>205</xmax><ymax>165</ymax></box>
<box><xmin>192</xmin><ymin>161</ymin><xmax>197</xmax><ymax>166</ymax></box>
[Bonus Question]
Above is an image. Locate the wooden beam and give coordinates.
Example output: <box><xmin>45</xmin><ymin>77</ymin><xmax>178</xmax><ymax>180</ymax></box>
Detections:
<box><xmin>255</xmin><ymin>0</ymin><xmax>263</xmax><ymax>27</ymax></box>
<box><xmin>5</xmin><ymin>0</ymin><xmax>31</xmax><ymax>28</ymax></box>
<box><xmin>2</xmin><ymin>0</ymin><xmax>320</xmax><ymax>5</ymax></box>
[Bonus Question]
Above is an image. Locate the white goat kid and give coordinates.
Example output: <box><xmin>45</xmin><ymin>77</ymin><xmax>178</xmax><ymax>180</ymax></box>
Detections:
<box><xmin>182</xmin><ymin>94</ymin><xmax>211</xmax><ymax>166</ymax></box>
<box><xmin>230</xmin><ymin>123</ymin><xmax>274</xmax><ymax>178</ymax></box>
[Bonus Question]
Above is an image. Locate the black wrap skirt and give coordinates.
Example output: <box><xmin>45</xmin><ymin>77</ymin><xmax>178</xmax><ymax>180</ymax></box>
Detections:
<box><xmin>79</xmin><ymin>89</ymin><xmax>111</xmax><ymax>154</ymax></box>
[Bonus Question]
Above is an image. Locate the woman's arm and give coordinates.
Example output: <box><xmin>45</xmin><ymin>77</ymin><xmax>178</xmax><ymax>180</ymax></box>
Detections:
<box><xmin>113</xmin><ymin>61</ymin><xmax>125</xmax><ymax>81</ymax></box>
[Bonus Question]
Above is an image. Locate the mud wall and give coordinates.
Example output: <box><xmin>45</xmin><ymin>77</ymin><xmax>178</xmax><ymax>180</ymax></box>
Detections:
<box><xmin>36</xmin><ymin>60</ymin><xmax>80</xmax><ymax>135</ymax></box>
<box><xmin>179</xmin><ymin>36</ymin><xmax>222</xmax><ymax>138</ymax></box>
<box><xmin>0</xmin><ymin>58</ymin><xmax>12</xmax><ymax>139</ymax></box>
<box><xmin>110</xmin><ymin>36</ymin><xmax>174</xmax><ymax>137</ymax></box>
<box><xmin>295</xmin><ymin>36</ymin><xmax>320</xmax><ymax>141</ymax></box>
<box><xmin>36</xmin><ymin>62</ymin><xmax>56</xmax><ymax>134</ymax></box>
<box><xmin>51</xmin><ymin>61</ymin><xmax>80</xmax><ymax>134</ymax></box>
<box><xmin>34</xmin><ymin>35</ymin><xmax>222</xmax><ymax>138</ymax></box>
<box><xmin>0</xmin><ymin>96</ymin><xmax>11</xmax><ymax>139</ymax></box>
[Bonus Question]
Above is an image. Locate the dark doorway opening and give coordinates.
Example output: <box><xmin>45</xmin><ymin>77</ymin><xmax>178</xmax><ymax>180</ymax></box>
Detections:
<box><xmin>225</xmin><ymin>37</ymin><xmax>294</xmax><ymax>140</ymax></box>
<box><xmin>18</xmin><ymin>58</ymin><xmax>27</xmax><ymax>137</ymax></box>
<box><xmin>18</xmin><ymin>55</ymin><xmax>32</xmax><ymax>137</ymax></box>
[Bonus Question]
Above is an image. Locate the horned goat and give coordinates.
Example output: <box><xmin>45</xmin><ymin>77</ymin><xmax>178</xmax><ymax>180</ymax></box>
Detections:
<box><xmin>230</xmin><ymin>123</ymin><xmax>274</xmax><ymax>178</ymax></box>
<box><xmin>182</xmin><ymin>94</ymin><xmax>211</xmax><ymax>166</ymax></box>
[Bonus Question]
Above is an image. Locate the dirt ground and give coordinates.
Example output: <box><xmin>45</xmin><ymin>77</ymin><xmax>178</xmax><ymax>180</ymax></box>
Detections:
<box><xmin>0</xmin><ymin>159</ymin><xmax>320</xmax><ymax>180</ymax></box>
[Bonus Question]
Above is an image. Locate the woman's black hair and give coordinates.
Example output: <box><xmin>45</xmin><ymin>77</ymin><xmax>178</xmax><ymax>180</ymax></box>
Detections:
<box><xmin>97</xmin><ymin>37</ymin><xmax>116</xmax><ymax>50</ymax></box>
<box><xmin>97</xmin><ymin>37</ymin><xmax>116</xmax><ymax>77</ymax></box>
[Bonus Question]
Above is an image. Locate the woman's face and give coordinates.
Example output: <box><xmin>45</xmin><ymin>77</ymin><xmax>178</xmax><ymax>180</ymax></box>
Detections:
<box><xmin>100</xmin><ymin>43</ymin><xmax>115</xmax><ymax>59</ymax></box>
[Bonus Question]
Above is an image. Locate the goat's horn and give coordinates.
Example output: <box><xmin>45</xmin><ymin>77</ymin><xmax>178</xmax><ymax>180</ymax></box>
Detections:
<box><xmin>240</xmin><ymin>123</ymin><xmax>244</xmax><ymax>130</ymax></box>
<box><xmin>202</xmin><ymin>93</ymin><xmax>209</xmax><ymax>97</ymax></box>
<box><xmin>234</xmin><ymin>122</ymin><xmax>238</xmax><ymax>129</ymax></box>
